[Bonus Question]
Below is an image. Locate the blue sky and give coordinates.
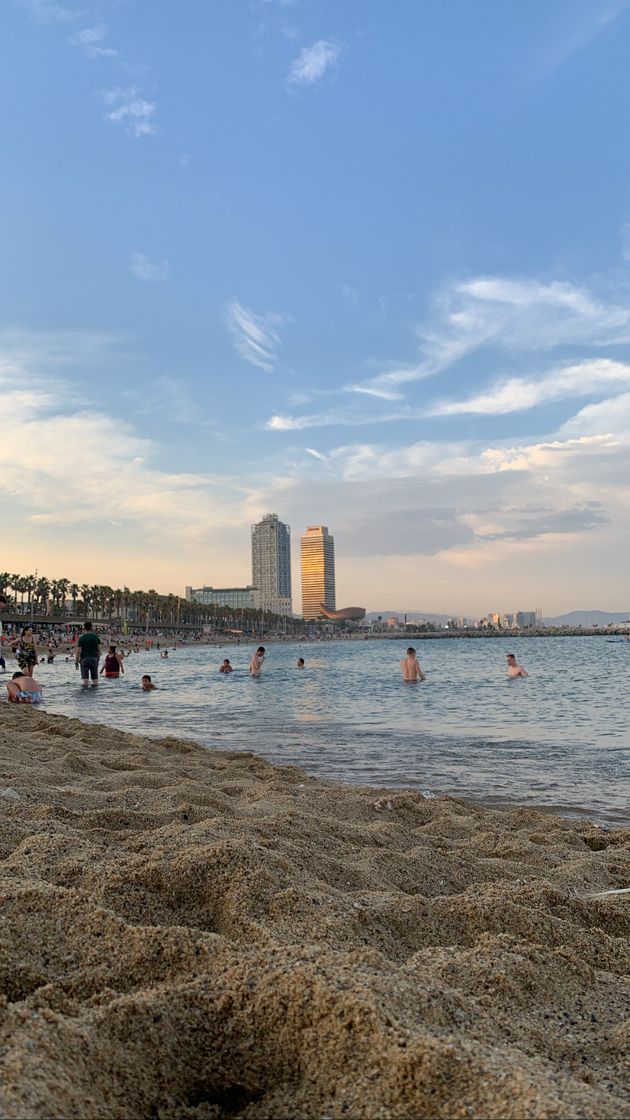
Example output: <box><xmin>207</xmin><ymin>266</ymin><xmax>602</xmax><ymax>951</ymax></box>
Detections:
<box><xmin>2</xmin><ymin>0</ymin><xmax>630</xmax><ymax>613</ymax></box>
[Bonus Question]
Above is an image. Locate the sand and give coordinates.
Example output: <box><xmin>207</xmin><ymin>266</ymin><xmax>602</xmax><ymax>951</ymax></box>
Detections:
<box><xmin>0</xmin><ymin>705</ymin><xmax>628</xmax><ymax>1120</ymax></box>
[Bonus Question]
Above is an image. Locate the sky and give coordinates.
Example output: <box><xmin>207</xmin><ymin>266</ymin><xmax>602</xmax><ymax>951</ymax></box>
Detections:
<box><xmin>2</xmin><ymin>0</ymin><xmax>630</xmax><ymax>615</ymax></box>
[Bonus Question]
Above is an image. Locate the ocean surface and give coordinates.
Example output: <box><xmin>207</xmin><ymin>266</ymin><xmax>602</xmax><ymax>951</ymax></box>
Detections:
<box><xmin>14</xmin><ymin>636</ymin><xmax>630</xmax><ymax>827</ymax></box>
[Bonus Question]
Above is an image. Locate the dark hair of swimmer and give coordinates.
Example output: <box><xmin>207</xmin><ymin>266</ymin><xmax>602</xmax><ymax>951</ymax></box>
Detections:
<box><xmin>257</xmin><ymin>646</ymin><xmax>265</xmax><ymax>654</ymax></box>
<box><xmin>12</xmin><ymin>671</ymin><xmax>22</xmax><ymax>680</ymax></box>
<box><xmin>142</xmin><ymin>674</ymin><xmax>152</xmax><ymax>682</ymax></box>
<box><xmin>506</xmin><ymin>653</ymin><xmax>516</xmax><ymax>660</ymax></box>
<box><xmin>407</xmin><ymin>647</ymin><xmax>416</xmax><ymax>655</ymax></box>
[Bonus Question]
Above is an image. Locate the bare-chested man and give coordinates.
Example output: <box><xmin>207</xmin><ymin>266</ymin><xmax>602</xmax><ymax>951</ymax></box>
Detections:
<box><xmin>506</xmin><ymin>653</ymin><xmax>528</xmax><ymax>678</ymax></box>
<box><xmin>400</xmin><ymin>647</ymin><xmax>426</xmax><ymax>682</ymax></box>
<box><xmin>249</xmin><ymin>646</ymin><xmax>265</xmax><ymax>677</ymax></box>
<box><xmin>6</xmin><ymin>670</ymin><xmax>43</xmax><ymax>704</ymax></box>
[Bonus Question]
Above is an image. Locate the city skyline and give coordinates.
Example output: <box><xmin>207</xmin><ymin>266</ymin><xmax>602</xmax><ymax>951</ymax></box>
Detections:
<box><xmin>3</xmin><ymin>2</ymin><xmax>630</xmax><ymax>613</ymax></box>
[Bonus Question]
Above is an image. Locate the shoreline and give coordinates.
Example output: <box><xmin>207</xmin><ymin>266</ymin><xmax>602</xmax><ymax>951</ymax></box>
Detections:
<box><xmin>1</xmin><ymin>705</ymin><xmax>629</xmax><ymax>1119</ymax></box>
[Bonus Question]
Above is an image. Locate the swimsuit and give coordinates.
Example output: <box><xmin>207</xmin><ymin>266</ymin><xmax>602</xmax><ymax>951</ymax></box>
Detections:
<box><xmin>16</xmin><ymin>642</ymin><xmax>37</xmax><ymax>671</ymax></box>
<box><xmin>17</xmin><ymin>690</ymin><xmax>43</xmax><ymax>704</ymax></box>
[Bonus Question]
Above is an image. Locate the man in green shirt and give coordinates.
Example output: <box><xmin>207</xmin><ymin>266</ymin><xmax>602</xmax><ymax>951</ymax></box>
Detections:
<box><xmin>75</xmin><ymin>621</ymin><xmax>101</xmax><ymax>688</ymax></box>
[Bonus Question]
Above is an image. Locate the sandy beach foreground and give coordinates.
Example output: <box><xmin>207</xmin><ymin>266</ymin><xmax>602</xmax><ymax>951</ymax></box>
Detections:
<box><xmin>0</xmin><ymin>707</ymin><xmax>628</xmax><ymax>1120</ymax></box>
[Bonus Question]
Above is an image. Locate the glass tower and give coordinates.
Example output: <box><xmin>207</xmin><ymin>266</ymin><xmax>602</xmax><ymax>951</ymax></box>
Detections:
<box><xmin>251</xmin><ymin>513</ymin><xmax>292</xmax><ymax>616</ymax></box>
<box><xmin>300</xmin><ymin>525</ymin><xmax>336</xmax><ymax>620</ymax></box>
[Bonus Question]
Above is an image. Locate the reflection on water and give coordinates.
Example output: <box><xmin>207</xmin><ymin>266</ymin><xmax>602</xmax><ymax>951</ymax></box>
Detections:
<box><xmin>21</xmin><ymin>636</ymin><xmax>630</xmax><ymax>826</ymax></box>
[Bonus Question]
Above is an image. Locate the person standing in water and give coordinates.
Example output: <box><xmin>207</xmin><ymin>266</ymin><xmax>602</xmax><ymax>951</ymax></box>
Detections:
<box><xmin>13</xmin><ymin>626</ymin><xmax>38</xmax><ymax>674</ymax></box>
<box><xmin>219</xmin><ymin>659</ymin><xmax>233</xmax><ymax>673</ymax></box>
<box><xmin>506</xmin><ymin>653</ymin><xmax>528</xmax><ymax>678</ymax></box>
<box><xmin>249</xmin><ymin>646</ymin><xmax>265</xmax><ymax>677</ymax></box>
<box><xmin>100</xmin><ymin>644</ymin><xmax>124</xmax><ymax>679</ymax></box>
<box><xmin>400</xmin><ymin>647</ymin><xmax>426</xmax><ymax>682</ymax></box>
<box><xmin>75</xmin><ymin>621</ymin><xmax>101</xmax><ymax>689</ymax></box>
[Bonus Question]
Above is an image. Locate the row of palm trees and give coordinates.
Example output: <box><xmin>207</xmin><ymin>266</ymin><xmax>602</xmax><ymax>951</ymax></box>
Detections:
<box><xmin>0</xmin><ymin>572</ymin><xmax>304</xmax><ymax>634</ymax></box>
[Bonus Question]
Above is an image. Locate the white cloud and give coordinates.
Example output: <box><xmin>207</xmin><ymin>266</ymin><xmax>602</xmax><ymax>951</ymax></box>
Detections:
<box><xmin>347</xmin><ymin>384</ymin><xmax>404</xmax><ymax>401</ymax></box>
<box><xmin>427</xmin><ymin>359</ymin><xmax>630</xmax><ymax>417</ymax></box>
<box><xmin>130</xmin><ymin>252</ymin><xmax>171</xmax><ymax>283</ymax></box>
<box><xmin>560</xmin><ymin>392</ymin><xmax>630</xmax><ymax>437</ymax></box>
<box><xmin>287</xmin><ymin>39</ymin><xmax>340</xmax><ymax>87</ymax></box>
<box><xmin>101</xmin><ymin>87</ymin><xmax>157</xmax><ymax>138</ymax></box>
<box><xmin>225</xmin><ymin>298</ymin><xmax>285</xmax><ymax>371</ymax></box>
<box><xmin>69</xmin><ymin>23</ymin><xmax>117</xmax><ymax>58</ymax></box>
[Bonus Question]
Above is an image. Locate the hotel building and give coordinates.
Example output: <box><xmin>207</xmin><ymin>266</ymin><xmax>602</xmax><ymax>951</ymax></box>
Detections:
<box><xmin>251</xmin><ymin>513</ymin><xmax>292</xmax><ymax>616</ymax></box>
<box><xmin>301</xmin><ymin>525</ymin><xmax>336</xmax><ymax>620</ymax></box>
<box><xmin>185</xmin><ymin>586</ymin><xmax>259</xmax><ymax>610</ymax></box>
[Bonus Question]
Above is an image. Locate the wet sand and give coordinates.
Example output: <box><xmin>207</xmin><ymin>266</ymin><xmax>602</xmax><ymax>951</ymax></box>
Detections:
<box><xmin>0</xmin><ymin>704</ymin><xmax>628</xmax><ymax>1119</ymax></box>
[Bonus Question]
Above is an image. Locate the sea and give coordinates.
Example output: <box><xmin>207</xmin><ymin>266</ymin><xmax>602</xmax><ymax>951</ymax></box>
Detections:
<box><xmin>21</xmin><ymin>635</ymin><xmax>630</xmax><ymax>828</ymax></box>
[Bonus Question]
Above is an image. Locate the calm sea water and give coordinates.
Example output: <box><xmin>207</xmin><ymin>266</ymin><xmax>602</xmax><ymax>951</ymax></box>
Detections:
<box><xmin>16</xmin><ymin>636</ymin><xmax>630</xmax><ymax>826</ymax></box>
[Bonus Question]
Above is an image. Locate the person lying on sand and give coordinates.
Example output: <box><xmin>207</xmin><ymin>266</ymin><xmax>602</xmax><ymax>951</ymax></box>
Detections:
<box><xmin>506</xmin><ymin>653</ymin><xmax>528</xmax><ymax>678</ymax></box>
<box><xmin>6</xmin><ymin>670</ymin><xmax>44</xmax><ymax>704</ymax></box>
<box><xmin>219</xmin><ymin>659</ymin><xmax>233</xmax><ymax>673</ymax></box>
<box><xmin>141</xmin><ymin>674</ymin><xmax>157</xmax><ymax>691</ymax></box>
<box><xmin>400</xmin><ymin>647</ymin><xmax>426</xmax><ymax>682</ymax></box>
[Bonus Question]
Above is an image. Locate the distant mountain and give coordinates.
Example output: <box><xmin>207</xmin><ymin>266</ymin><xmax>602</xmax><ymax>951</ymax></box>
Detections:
<box><xmin>543</xmin><ymin>610</ymin><xmax>630</xmax><ymax>627</ymax></box>
<box><xmin>366</xmin><ymin>611</ymin><xmax>451</xmax><ymax>624</ymax></box>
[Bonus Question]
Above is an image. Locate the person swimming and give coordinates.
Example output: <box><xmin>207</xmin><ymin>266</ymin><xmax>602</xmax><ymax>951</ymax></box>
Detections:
<box><xmin>141</xmin><ymin>674</ymin><xmax>156</xmax><ymax>691</ymax></box>
<box><xmin>506</xmin><ymin>653</ymin><xmax>528</xmax><ymax>678</ymax></box>
<box><xmin>400</xmin><ymin>647</ymin><xmax>426</xmax><ymax>682</ymax></box>
<box><xmin>296</xmin><ymin>657</ymin><xmax>305</xmax><ymax>668</ymax></box>
<box><xmin>219</xmin><ymin>659</ymin><xmax>233</xmax><ymax>673</ymax></box>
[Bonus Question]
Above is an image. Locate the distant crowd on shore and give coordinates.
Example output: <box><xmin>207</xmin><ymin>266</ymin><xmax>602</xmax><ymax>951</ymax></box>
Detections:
<box><xmin>1</xmin><ymin>595</ymin><xmax>529</xmax><ymax>706</ymax></box>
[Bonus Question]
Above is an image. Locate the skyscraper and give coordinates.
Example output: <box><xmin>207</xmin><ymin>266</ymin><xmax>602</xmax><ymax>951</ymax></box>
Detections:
<box><xmin>251</xmin><ymin>513</ymin><xmax>292</xmax><ymax>616</ymax></box>
<box><xmin>301</xmin><ymin>525</ymin><xmax>336</xmax><ymax>620</ymax></box>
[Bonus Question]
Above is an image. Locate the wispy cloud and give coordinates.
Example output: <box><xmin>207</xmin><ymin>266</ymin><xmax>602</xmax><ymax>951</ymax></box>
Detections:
<box><xmin>101</xmin><ymin>87</ymin><xmax>157</xmax><ymax>138</ymax></box>
<box><xmin>130</xmin><ymin>252</ymin><xmax>171</xmax><ymax>283</ymax></box>
<box><xmin>353</xmin><ymin>274</ymin><xmax>630</xmax><ymax>397</ymax></box>
<box><xmin>534</xmin><ymin>3</ymin><xmax>629</xmax><ymax>77</ymax></box>
<box><xmin>225</xmin><ymin>298</ymin><xmax>285</xmax><ymax>371</ymax></box>
<box><xmin>69</xmin><ymin>23</ymin><xmax>117</xmax><ymax>58</ymax></box>
<box><xmin>287</xmin><ymin>39</ymin><xmax>340</xmax><ymax>87</ymax></box>
<box><xmin>427</xmin><ymin>359</ymin><xmax>630</xmax><ymax>417</ymax></box>
<box><xmin>16</xmin><ymin>0</ymin><xmax>79</xmax><ymax>22</ymax></box>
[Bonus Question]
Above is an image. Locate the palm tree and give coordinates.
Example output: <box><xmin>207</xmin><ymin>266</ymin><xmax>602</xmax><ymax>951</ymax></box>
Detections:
<box><xmin>80</xmin><ymin>585</ymin><xmax>91</xmax><ymax>618</ymax></box>
<box><xmin>69</xmin><ymin>584</ymin><xmax>79</xmax><ymax>617</ymax></box>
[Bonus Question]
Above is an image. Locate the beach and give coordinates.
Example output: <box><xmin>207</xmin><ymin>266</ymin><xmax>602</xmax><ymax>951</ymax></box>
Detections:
<box><xmin>0</xmin><ymin>705</ymin><xmax>628</xmax><ymax>1119</ymax></box>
